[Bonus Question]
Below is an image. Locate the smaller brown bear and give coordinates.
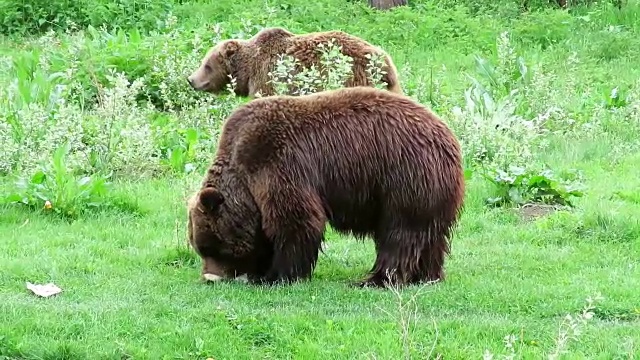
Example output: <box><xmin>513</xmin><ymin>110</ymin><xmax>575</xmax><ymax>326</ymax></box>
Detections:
<box><xmin>187</xmin><ymin>86</ymin><xmax>465</xmax><ymax>288</ymax></box>
<box><xmin>186</xmin><ymin>27</ymin><xmax>402</xmax><ymax>97</ymax></box>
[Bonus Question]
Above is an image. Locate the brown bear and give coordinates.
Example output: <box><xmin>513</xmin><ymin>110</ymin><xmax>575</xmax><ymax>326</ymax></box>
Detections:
<box><xmin>186</xmin><ymin>27</ymin><xmax>403</xmax><ymax>97</ymax></box>
<box><xmin>187</xmin><ymin>86</ymin><xmax>465</xmax><ymax>288</ymax></box>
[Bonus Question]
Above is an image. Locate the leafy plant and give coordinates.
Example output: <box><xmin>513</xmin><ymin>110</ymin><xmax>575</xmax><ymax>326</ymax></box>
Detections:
<box><xmin>3</xmin><ymin>143</ymin><xmax>114</xmax><ymax>219</ymax></box>
<box><xmin>472</xmin><ymin>32</ymin><xmax>530</xmax><ymax>100</ymax></box>
<box><xmin>483</xmin><ymin>166</ymin><xmax>586</xmax><ymax>207</ymax></box>
<box><xmin>267</xmin><ymin>38</ymin><xmax>388</xmax><ymax>96</ymax></box>
<box><xmin>603</xmin><ymin>86</ymin><xmax>628</xmax><ymax>109</ymax></box>
<box><xmin>0</xmin><ymin>0</ymin><xmax>173</xmax><ymax>36</ymax></box>
<box><xmin>160</xmin><ymin>127</ymin><xmax>201</xmax><ymax>174</ymax></box>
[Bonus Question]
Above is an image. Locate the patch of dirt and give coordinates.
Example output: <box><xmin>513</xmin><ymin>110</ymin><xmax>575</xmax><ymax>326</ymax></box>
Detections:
<box><xmin>517</xmin><ymin>203</ymin><xmax>560</xmax><ymax>222</ymax></box>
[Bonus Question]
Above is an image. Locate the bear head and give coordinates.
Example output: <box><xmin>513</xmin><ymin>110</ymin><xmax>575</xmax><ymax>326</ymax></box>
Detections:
<box><xmin>187</xmin><ymin>39</ymin><xmax>242</xmax><ymax>94</ymax></box>
<box><xmin>186</xmin><ymin>183</ymin><xmax>272</xmax><ymax>283</ymax></box>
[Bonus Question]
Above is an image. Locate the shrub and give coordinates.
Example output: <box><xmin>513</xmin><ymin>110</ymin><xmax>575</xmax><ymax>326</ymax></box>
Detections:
<box><xmin>0</xmin><ymin>50</ymin><xmax>85</xmax><ymax>175</ymax></box>
<box><xmin>483</xmin><ymin>166</ymin><xmax>586</xmax><ymax>207</ymax></box>
<box><xmin>3</xmin><ymin>143</ymin><xmax>117</xmax><ymax>220</ymax></box>
<box><xmin>0</xmin><ymin>20</ymin><xmax>244</xmax><ymax>179</ymax></box>
<box><xmin>0</xmin><ymin>0</ymin><xmax>174</xmax><ymax>36</ymax></box>
<box><xmin>267</xmin><ymin>38</ymin><xmax>389</xmax><ymax>96</ymax></box>
<box><xmin>444</xmin><ymin>31</ymin><xmax>592</xmax><ymax>207</ymax></box>
<box><xmin>84</xmin><ymin>69</ymin><xmax>160</xmax><ymax>176</ymax></box>
<box><xmin>0</xmin><ymin>60</ymin><xmax>160</xmax><ymax>177</ymax></box>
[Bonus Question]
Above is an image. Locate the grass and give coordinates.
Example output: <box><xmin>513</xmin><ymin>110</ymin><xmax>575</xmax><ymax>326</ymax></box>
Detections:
<box><xmin>1</xmin><ymin>0</ymin><xmax>640</xmax><ymax>358</ymax></box>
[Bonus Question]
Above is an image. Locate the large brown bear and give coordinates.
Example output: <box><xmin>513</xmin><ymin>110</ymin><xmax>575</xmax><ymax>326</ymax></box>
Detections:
<box><xmin>187</xmin><ymin>87</ymin><xmax>465</xmax><ymax>288</ymax></box>
<box><xmin>186</xmin><ymin>27</ymin><xmax>402</xmax><ymax>97</ymax></box>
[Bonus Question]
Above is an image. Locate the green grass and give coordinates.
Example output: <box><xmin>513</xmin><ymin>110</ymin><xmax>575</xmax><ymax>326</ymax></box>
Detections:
<box><xmin>2</xmin><ymin>162</ymin><xmax>639</xmax><ymax>358</ymax></box>
<box><xmin>1</xmin><ymin>0</ymin><xmax>640</xmax><ymax>358</ymax></box>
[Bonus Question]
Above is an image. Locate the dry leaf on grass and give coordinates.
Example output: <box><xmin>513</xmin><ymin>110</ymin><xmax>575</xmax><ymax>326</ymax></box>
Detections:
<box><xmin>26</xmin><ymin>282</ymin><xmax>62</xmax><ymax>297</ymax></box>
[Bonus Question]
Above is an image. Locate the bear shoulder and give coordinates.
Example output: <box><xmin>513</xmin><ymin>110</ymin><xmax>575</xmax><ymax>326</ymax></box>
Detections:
<box><xmin>250</xmin><ymin>27</ymin><xmax>295</xmax><ymax>47</ymax></box>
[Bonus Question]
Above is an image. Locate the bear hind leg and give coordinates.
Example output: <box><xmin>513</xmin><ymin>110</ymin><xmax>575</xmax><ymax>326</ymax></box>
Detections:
<box><xmin>360</xmin><ymin>222</ymin><xmax>450</xmax><ymax>288</ymax></box>
<box><xmin>255</xmin><ymin>187</ymin><xmax>326</xmax><ymax>286</ymax></box>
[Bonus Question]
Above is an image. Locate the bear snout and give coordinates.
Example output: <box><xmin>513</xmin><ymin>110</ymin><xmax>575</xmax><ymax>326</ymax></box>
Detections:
<box><xmin>202</xmin><ymin>272</ymin><xmax>249</xmax><ymax>283</ymax></box>
<box><xmin>186</xmin><ymin>75</ymin><xmax>201</xmax><ymax>89</ymax></box>
<box><xmin>187</xmin><ymin>76</ymin><xmax>210</xmax><ymax>91</ymax></box>
<box><xmin>202</xmin><ymin>273</ymin><xmax>224</xmax><ymax>282</ymax></box>
<box><xmin>201</xmin><ymin>256</ymin><xmax>229</xmax><ymax>282</ymax></box>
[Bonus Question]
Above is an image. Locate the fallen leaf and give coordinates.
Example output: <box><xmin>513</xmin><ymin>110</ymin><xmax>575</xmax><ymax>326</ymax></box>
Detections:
<box><xmin>26</xmin><ymin>282</ymin><xmax>62</xmax><ymax>297</ymax></box>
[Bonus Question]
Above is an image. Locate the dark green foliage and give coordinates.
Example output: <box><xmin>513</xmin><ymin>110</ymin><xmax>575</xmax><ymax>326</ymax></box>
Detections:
<box><xmin>0</xmin><ymin>0</ymin><xmax>174</xmax><ymax>35</ymax></box>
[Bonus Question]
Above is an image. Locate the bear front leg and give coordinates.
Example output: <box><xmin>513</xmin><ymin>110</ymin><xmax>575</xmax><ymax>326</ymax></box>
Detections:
<box><xmin>253</xmin><ymin>187</ymin><xmax>326</xmax><ymax>285</ymax></box>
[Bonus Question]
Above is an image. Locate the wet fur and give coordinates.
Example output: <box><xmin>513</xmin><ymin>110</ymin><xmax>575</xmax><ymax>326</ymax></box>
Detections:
<box><xmin>192</xmin><ymin>86</ymin><xmax>465</xmax><ymax>288</ymax></box>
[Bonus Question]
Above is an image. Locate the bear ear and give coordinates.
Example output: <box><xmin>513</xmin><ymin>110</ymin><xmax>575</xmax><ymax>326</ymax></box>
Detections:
<box><xmin>199</xmin><ymin>187</ymin><xmax>225</xmax><ymax>212</ymax></box>
<box><xmin>223</xmin><ymin>40</ymin><xmax>240</xmax><ymax>57</ymax></box>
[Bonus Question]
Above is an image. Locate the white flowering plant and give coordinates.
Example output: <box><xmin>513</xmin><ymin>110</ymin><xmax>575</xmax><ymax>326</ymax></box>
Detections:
<box><xmin>0</xmin><ymin>21</ymin><xmax>392</xmax><ymax>219</ymax></box>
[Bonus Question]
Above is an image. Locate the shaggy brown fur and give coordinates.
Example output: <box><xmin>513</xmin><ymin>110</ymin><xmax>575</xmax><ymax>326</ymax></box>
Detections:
<box><xmin>187</xmin><ymin>192</ymin><xmax>273</xmax><ymax>281</ymax></box>
<box><xmin>186</xmin><ymin>27</ymin><xmax>402</xmax><ymax>97</ymax></box>
<box><xmin>187</xmin><ymin>86</ymin><xmax>465</xmax><ymax>288</ymax></box>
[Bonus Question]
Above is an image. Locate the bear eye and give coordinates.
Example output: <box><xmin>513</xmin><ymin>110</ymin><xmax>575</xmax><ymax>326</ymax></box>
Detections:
<box><xmin>204</xmin><ymin>64</ymin><xmax>212</xmax><ymax>72</ymax></box>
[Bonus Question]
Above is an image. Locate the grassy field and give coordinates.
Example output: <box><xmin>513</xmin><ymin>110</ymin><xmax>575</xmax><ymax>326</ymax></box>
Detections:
<box><xmin>1</xmin><ymin>0</ymin><xmax>640</xmax><ymax>358</ymax></box>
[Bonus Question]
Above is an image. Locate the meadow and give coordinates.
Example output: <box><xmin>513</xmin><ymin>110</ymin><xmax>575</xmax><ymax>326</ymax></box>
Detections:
<box><xmin>1</xmin><ymin>0</ymin><xmax>639</xmax><ymax>358</ymax></box>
